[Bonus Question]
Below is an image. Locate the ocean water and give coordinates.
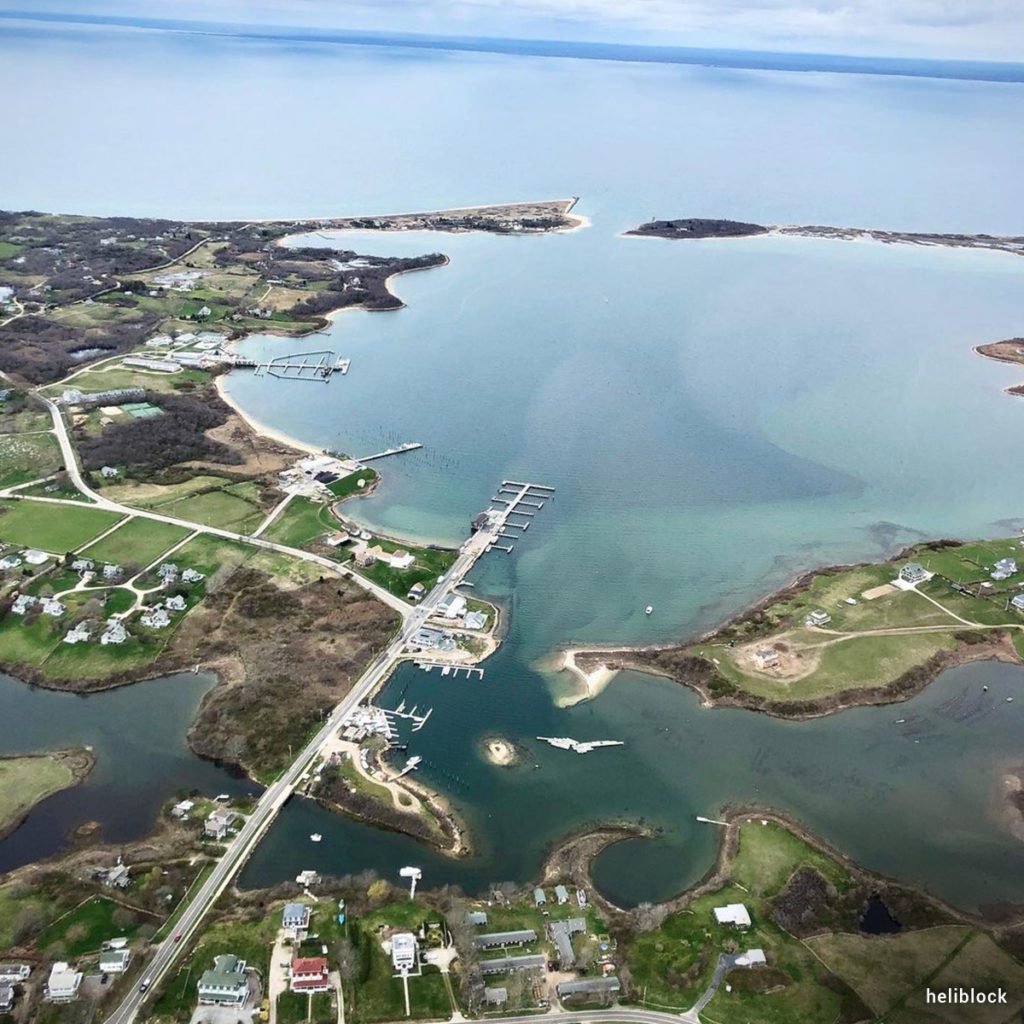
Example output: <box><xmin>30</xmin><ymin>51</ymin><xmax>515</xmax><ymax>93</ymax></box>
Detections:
<box><xmin>3</xmin><ymin>24</ymin><xmax>1024</xmax><ymax>909</ymax></box>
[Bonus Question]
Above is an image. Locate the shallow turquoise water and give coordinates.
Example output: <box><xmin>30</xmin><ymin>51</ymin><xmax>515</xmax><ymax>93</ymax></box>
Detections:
<box><xmin>4</xmin><ymin>25</ymin><xmax>1024</xmax><ymax>908</ymax></box>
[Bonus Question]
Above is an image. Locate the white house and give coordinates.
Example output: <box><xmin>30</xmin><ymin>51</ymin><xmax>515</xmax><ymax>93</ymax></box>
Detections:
<box><xmin>391</xmin><ymin>932</ymin><xmax>417</xmax><ymax>973</ymax></box>
<box><xmin>205</xmin><ymin>809</ymin><xmax>237</xmax><ymax>840</ymax></box>
<box><xmin>436</xmin><ymin>593</ymin><xmax>467</xmax><ymax>620</ymax></box>
<box><xmin>102</xmin><ymin>564</ymin><xmax>123</xmax><ymax>580</ymax></box>
<box><xmin>71</xmin><ymin>558</ymin><xmax>94</xmax><ymax>573</ymax></box>
<box><xmin>99</xmin><ymin>948</ymin><xmax>132</xmax><ymax>974</ymax></box>
<box><xmin>804</xmin><ymin>609</ymin><xmax>831</xmax><ymax>627</ymax></box>
<box><xmin>45</xmin><ymin>963</ymin><xmax>82</xmax><ymax>1002</ymax></box>
<box><xmin>0</xmin><ymin>965</ymin><xmax>30</xmax><ymax>984</ymax></box>
<box><xmin>100</xmin><ymin>466</ymin><xmax>119</xmax><ymax>479</ymax></box>
<box><xmin>753</xmin><ymin>647</ymin><xmax>779</xmax><ymax>670</ymax></box>
<box><xmin>197</xmin><ymin>954</ymin><xmax>248</xmax><ymax>1006</ymax></box>
<box><xmin>63</xmin><ymin>622</ymin><xmax>92</xmax><ymax>644</ymax></box>
<box><xmin>734</xmin><ymin>948</ymin><xmax>767</xmax><ymax>967</ymax></box>
<box><xmin>100</xmin><ymin>619</ymin><xmax>128</xmax><ymax>645</ymax></box>
<box><xmin>713</xmin><ymin>904</ymin><xmax>752</xmax><ymax>928</ymax></box>
<box><xmin>11</xmin><ymin>594</ymin><xmax>37</xmax><ymax>615</ymax></box>
<box><xmin>464</xmin><ymin>610</ymin><xmax>487</xmax><ymax>630</ymax></box>
<box><xmin>387</xmin><ymin>549</ymin><xmax>415</xmax><ymax>570</ymax></box>
<box><xmin>140</xmin><ymin>606</ymin><xmax>171</xmax><ymax>629</ymax></box>
<box><xmin>282</xmin><ymin>902</ymin><xmax>311</xmax><ymax>937</ymax></box>
<box><xmin>182</xmin><ymin>568</ymin><xmax>205</xmax><ymax>584</ymax></box>
<box><xmin>42</xmin><ymin>598</ymin><xmax>65</xmax><ymax>617</ymax></box>
<box><xmin>898</xmin><ymin>562</ymin><xmax>929</xmax><ymax>585</ymax></box>
<box><xmin>165</xmin><ymin>594</ymin><xmax>186</xmax><ymax>612</ymax></box>
<box><xmin>1013</xmin><ymin>594</ymin><xmax>1024</xmax><ymax>612</ymax></box>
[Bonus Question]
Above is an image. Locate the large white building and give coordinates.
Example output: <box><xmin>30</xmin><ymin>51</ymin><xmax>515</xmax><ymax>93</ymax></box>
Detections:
<box><xmin>46</xmin><ymin>963</ymin><xmax>82</xmax><ymax>1002</ymax></box>
<box><xmin>713</xmin><ymin>903</ymin><xmax>752</xmax><ymax>928</ymax></box>
<box><xmin>390</xmin><ymin>932</ymin><xmax>417</xmax><ymax>973</ymax></box>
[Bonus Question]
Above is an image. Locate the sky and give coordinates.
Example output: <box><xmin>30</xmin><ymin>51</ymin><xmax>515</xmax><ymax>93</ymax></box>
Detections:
<box><xmin>6</xmin><ymin>0</ymin><xmax>1024</xmax><ymax>61</ymax></box>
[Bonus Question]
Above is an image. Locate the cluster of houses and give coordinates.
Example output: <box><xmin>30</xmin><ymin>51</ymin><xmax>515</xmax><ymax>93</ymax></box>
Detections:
<box><xmin>0</xmin><ymin>548</ymin><xmax>51</xmax><ymax>572</ymax></box>
<box><xmin>352</xmin><ymin>542</ymin><xmax>415</xmax><ymax>571</ymax></box>
<box><xmin>9</xmin><ymin>935</ymin><xmax>136</xmax><ymax>1010</ymax></box>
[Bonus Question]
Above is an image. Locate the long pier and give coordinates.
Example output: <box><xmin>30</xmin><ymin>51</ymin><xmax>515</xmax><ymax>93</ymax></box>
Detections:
<box><xmin>355</xmin><ymin>442</ymin><xmax>423</xmax><ymax>462</ymax></box>
<box><xmin>480</xmin><ymin>480</ymin><xmax>555</xmax><ymax>554</ymax></box>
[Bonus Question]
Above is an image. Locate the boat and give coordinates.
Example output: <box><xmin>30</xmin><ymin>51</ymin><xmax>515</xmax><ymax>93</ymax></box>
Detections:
<box><xmin>310</xmin><ymin>833</ymin><xmax>323</xmax><ymax>842</ymax></box>
<box><xmin>895</xmin><ymin>719</ymin><xmax>906</xmax><ymax>724</ymax></box>
<box><xmin>645</xmin><ymin>605</ymin><xmax>653</xmax><ymax>615</ymax></box>
<box><xmin>1007</xmin><ymin>697</ymin><xmax>1015</xmax><ymax>703</ymax></box>
<box><xmin>537</xmin><ymin>736</ymin><xmax>624</xmax><ymax>754</ymax></box>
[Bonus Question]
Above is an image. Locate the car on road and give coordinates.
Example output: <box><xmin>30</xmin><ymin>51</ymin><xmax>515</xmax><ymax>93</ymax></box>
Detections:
<box><xmin>174</xmin><ymin>932</ymin><xmax>183</xmax><ymax>942</ymax></box>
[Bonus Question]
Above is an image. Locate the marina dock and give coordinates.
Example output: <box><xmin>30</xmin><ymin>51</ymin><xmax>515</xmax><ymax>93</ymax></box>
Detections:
<box><xmin>415</xmin><ymin>662</ymin><xmax>485</xmax><ymax>679</ymax></box>
<box><xmin>230</xmin><ymin>350</ymin><xmax>350</xmax><ymax>381</ymax></box>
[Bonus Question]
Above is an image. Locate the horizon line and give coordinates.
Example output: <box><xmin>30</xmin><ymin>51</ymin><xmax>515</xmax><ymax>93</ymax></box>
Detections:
<box><xmin>2</xmin><ymin>9</ymin><xmax>1024</xmax><ymax>84</ymax></box>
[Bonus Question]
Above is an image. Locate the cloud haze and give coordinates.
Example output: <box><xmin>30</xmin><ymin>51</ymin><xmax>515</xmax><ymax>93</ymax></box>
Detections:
<box><xmin>11</xmin><ymin>0</ymin><xmax>1024</xmax><ymax>59</ymax></box>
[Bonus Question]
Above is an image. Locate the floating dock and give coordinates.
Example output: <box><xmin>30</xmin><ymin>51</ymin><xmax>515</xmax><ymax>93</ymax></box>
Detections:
<box><xmin>415</xmin><ymin>662</ymin><xmax>485</xmax><ymax>680</ymax></box>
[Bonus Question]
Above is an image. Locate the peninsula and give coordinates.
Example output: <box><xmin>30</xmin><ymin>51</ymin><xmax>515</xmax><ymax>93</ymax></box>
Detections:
<box><xmin>568</xmin><ymin>536</ymin><xmax>1024</xmax><ymax>718</ymax></box>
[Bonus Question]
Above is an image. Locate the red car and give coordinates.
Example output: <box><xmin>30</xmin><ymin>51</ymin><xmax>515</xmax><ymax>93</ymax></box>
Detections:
<box><xmin>174</xmin><ymin>932</ymin><xmax>183</xmax><ymax>942</ymax></box>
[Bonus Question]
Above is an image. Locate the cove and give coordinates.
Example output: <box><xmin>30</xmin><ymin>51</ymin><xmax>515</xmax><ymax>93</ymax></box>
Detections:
<box><xmin>0</xmin><ymin>671</ymin><xmax>258</xmax><ymax>873</ymax></box>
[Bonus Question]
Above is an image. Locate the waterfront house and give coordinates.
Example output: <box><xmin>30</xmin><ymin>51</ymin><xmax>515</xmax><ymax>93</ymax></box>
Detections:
<box><xmin>474</xmin><ymin>930</ymin><xmax>537</xmax><ymax>950</ymax></box>
<box><xmin>100</xmin><ymin>619</ymin><xmax>128</xmax><ymax>645</ymax></box>
<box><xmin>390</xmin><ymin>933</ymin><xmax>418</xmax><ymax>973</ymax></box>
<box><xmin>549</xmin><ymin>918</ymin><xmax>586</xmax><ymax>966</ymax></box>
<box><xmin>554</xmin><ymin>884</ymin><xmax>569</xmax><ymax>904</ymax></box>
<box><xmin>353</xmin><ymin>544</ymin><xmax>376</xmax><ymax>567</ymax></box>
<box><xmin>282</xmin><ymin>902</ymin><xmax>311</xmax><ymax>937</ymax></box>
<box><xmin>290</xmin><ymin>957</ymin><xmax>330</xmax><ymax>993</ymax></box>
<box><xmin>437</xmin><ymin>593</ymin><xmax>467</xmax><ymax>620</ymax></box>
<box><xmin>898</xmin><ymin>562</ymin><xmax>929</xmax><ymax>585</ymax></box>
<box><xmin>205</xmin><ymin>809</ymin><xmax>237</xmax><ymax>840</ymax></box>
<box><xmin>99</xmin><ymin>948</ymin><xmax>132</xmax><ymax>974</ymax></box>
<box><xmin>533</xmin><ymin>887</ymin><xmax>546</xmax><ymax>906</ymax></box>
<box><xmin>45</xmin><ymin>963</ymin><xmax>82</xmax><ymax>1002</ymax></box>
<box><xmin>0</xmin><ymin>965</ymin><xmax>30</xmax><ymax>984</ymax></box>
<box><xmin>996</xmin><ymin>557</ymin><xmax>1017</xmax><ymax>575</ymax></box>
<box><xmin>804</xmin><ymin>609</ymin><xmax>831</xmax><ymax>627</ymax></box>
<box><xmin>197</xmin><ymin>954</ymin><xmax>248</xmax><ymax>1006</ymax></box>
<box><xmin>713</xmin><ymin>903</ymin><xmax>752</xmax><ymax>928</ymax></box>
<box><xmin>172</xmin><ymin>799</ymin><xmax>195</xmax><ymax>819</ymax></box>
<box><xmin>63</xmin><ymin>622</ymin><xmax>92</xmax><ymax>644</ymax></box>
<box><xmin>387</xmin><ymin>549</ymin><xmax>415</xmax><ymax>570</ymax></box>
<box><xmin>479</xmin><ymin>954</ymin><xmax>545</xmax><ymax>975</ymax></box>
<box><xmin>409</xmin><ymin>626</ymin><xmax>456</xmax><ymax>652</ymax></box>
<box><xmin>753</xmin><ymin>647</ymin><xmax>779</xmax><ymax>670</ymax></box>
<box><xmin>735</xmin><ymin>948</ymin><xmax>767</xmax><ymax>967</ymax></box>
<box><xmin>464</xmin><ymin>610</ymin><xmax>487</xmax><ymax>630</ymax></box>
<box><xmin>557</xmin><ymin>977</ymin><xmax>620</xmax><ymax>1001</ymax></box>
<box><xmin>101</xmin><ymin>859</ymin><xmax>131</xmax><ymax>889</ymax></box>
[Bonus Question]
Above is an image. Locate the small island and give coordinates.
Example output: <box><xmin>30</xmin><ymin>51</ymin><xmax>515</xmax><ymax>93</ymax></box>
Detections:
<box><xmin>626</xmin><ymin>217</ymin><xmax>769</xmax><ymax>239</ymax></box>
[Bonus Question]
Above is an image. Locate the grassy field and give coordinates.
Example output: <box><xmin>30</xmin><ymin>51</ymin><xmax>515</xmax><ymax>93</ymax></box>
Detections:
<box><xmin>678</xmin><ymin>535</ymin><xmax>1024</xmax><ymax>704</ymax></box>
<box><xmin>0</xmin><ymin>431</ymin><xmax>62</xmax><ymax>488</ymax></box>
<box><xmin>328</xmin><ymin>468</ymin><xmax>378</xmax><ymax>499</ymax></box>
<box><xmin>263</xmin><ymin>497</ymin><xmax>337</xmax><ymax>548</ymax></box>
<box><xmin>352</xmin><ymin>537</ymin><xmax>457</xmax><ymax>597</ymax></box>
<box><xmin>0</xmin><ymin>500</ymin><xmax>123</xmax><ymax>551</ymax></box>
<box><xmin>37</xmin><ymin>895</ymin><xmax>140</xmax><ymax>957</ymax></box>
<box><xmin>107</xmin><ymin>475</ymin><xmax>268</xmax><ymax>532</ymax></box>
<box><xmin>0</xmin><ymin>880</ymin><xmax>58</xmax><ymax>949</ymax></box>
<box><xmin>80</xmin><ymin>516</ymin><xmax>191</xmax><ymax>566</ymax></box>
<box><xmin>0</xmin><ymin>753</ymin><xmax>78</xmax><ymax>834</ymax></box>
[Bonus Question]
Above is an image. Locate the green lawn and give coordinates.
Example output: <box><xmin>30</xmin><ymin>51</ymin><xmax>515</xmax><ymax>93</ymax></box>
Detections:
<box><xmin>264</xmin><ymin>497</ymin><xmax>336</xmax><ymax>548</ymax></box>
<box><xmin>37</xmin><ymin>896</ymin><xmax>139</xmax><ymax>957</ymax></box>
<box><xmin>80</xmin><ymin>516</ymin><xmax>191</xmax><ymax>567</ymax></box>
<box><xmin>328</xmin><ymin>468</ymin><xmax>378</xmax><ymax>499</ymax></box>
<box><xmin>0</xmin><ymin>432</ymin><xmax>61</xmax><ymax>488</ymax></box>
<box><xmin>0</xmin><ymin>753</ymin><xmax>77</xmax><ymax>834</ymax></box>
<box><xmin>731</xmin><ymin>820</ymin><xmax>851</xmax><ymax>897</ymax></box>
<box><xmin>159</xmin><ymin>486</ymin><xmax>265</xmax><ymax>532</ymax></box>
<box><xmin>0</xmin><ymin>501</ymin><xmax>122</xmax><ymax>551</ymax></box>
<box><xmin>0</xmin><ymin>881</ymin><xmax>58</xmax><ymax>949</ymax></box>
<box><xmin>277</xmin><ymin>991</ymin><xmax>310</xmax><ymax>1024</ymax></box>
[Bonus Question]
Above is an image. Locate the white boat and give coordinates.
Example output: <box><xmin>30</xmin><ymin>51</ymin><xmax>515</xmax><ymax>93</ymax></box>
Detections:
<box><xmin>645</xmin><ymin>605</ymin><xmax>653</xmax><ymax>615</ymax></box>
<box><xmin>310</xmin><ymin>833</ymin><xmax>323</xmax><ymax>843</ymax></box>
<box><xmin>1007</xmin><ymin>697</ymin><xmax>1015</xmax><ymax>703</ymax></box>
<box><xmin>537</xmin><ymin>736</ymin><xmax>624</xmax><ymax>754</ymax></box>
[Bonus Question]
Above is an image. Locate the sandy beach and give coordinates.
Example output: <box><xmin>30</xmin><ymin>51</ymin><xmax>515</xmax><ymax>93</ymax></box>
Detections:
<box><xmin>214</xmin><ymin>373</ymin><xmax>323</xmax><ymax>456</ymax></box>
<box><xmin>554</xmin><ymin>649</ymin><xmax>618</xmax><ymax>707</ymax></box>
<box><xmin>481</xmin><ymin>736</ymin><xmax>519</xmax><ymax>766</ymax></box>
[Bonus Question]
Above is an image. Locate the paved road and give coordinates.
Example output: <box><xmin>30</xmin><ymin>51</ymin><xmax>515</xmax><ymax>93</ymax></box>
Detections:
<box><xmin>103</xmin><ymin>493</ymin><xmax>498</xmax><ymax>1024</ymax></box>
<box><xmin>488</xmin><ymin>1011</ymin><xmax>689</xmax><ymax>1024</ymax></box>
<box><xmin>8</xmin><ymin>393</ymin><xmax>412</xmax><ymax>616</ymax></box>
